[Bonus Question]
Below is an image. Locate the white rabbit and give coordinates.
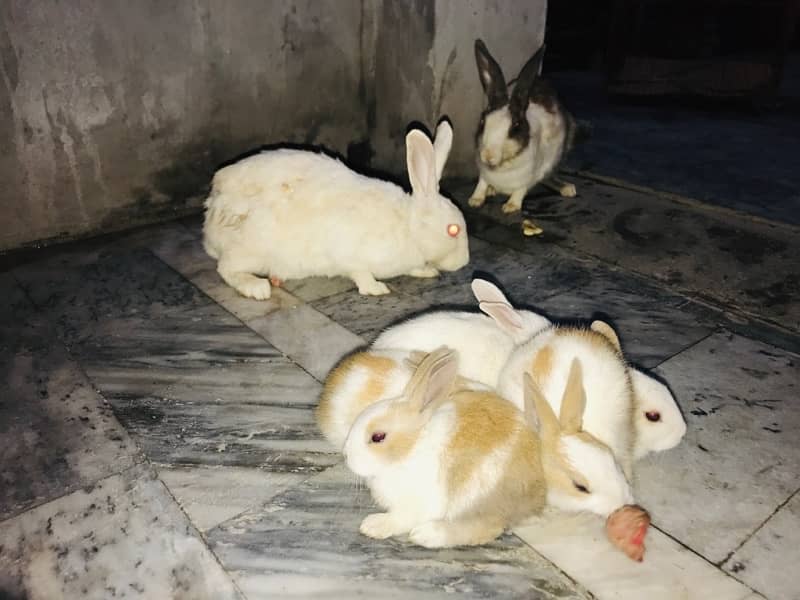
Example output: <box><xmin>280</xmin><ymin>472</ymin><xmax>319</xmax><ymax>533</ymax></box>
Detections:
<box><xmin>370</xmin><ymin>279</ymin><xmax>549</xmax><ymax>386</ymax></box>
<box><xmin>374</xmin><ymin>278</ymin><xmax>685</xmax><ymax>459</ymax></box>
<box><xmin>203</xmin><ymin>120</ymin><xmax>469</xmax><ymax>299</ymax></box>
<box><xmin>468</xmin><ymin>40</ymin><xmax>577</xmax><ymax>218</ymax></box>
<box><xmin>342</xmin><ymin>347</ymin><xmax>633</xmax><ymax>548</ymax></box>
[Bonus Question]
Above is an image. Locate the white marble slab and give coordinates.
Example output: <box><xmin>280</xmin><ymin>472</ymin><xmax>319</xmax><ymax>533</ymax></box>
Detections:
<box><xmin>159</xmin><ymin>465</ymin><xmax>307</xmax><ymax>533</ymax></box>
<box><xmin>0</xmin><ymin>466</ymin><xmax>241</xmax><ymax>600</ymax></box>
<box><xmin>636</xmin><ymin>332</ymin><xmax>799</xmax><ymax>568</ymax></box>
<box><xmin>722</xmin><ymin>491</ymin><xmax>800</xmax><ymax>600</ymax></box>
<box><xmin>514</xmin><ymin>510</ymin><xmax>754</xmax><ymax>600</ymax></box>
<box><xmin>247</xmin><ymin>304</ymin><xmax>366</xmax><ymax>381</ymax></box>
<box><xmin>208</xmin><ymin>464</ymin><xmax>591</xmax><ymax>600</ymax></box>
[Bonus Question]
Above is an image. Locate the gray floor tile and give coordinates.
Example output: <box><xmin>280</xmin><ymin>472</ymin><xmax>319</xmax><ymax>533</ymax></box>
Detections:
<box><xmin>0</xmin><ymin>316</ymin><xmax>139</xmax><ymax>521</ymax></box>
<box><xmin>722</xmin><ymin>490</ymin><xmax>800</xmax><ymax>600</ymax></box>
<box><xmin>208</xmin><ymin>464</ymin><xmax>590</xmax><ymax>600</ymax></box>
<box><xmin>0</xmin><ymin>465</ymin><xmax>241</xmax><ymax>600</ymax></box>
<box><xmin>636</xmin><ymin>332</ymin><xmax>799</xmax><ymax>565</ymax></box>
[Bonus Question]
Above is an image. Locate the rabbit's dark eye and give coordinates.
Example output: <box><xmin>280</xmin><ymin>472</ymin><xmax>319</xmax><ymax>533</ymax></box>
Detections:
<box><xmin>371</xmin><ymin>432</ymin><xmax>386</xmax><ymax>443</ymax></box>
<box><xmin>645</xmin><ymin>411</ymin><xmax>661</xmax><ymax>422</ymax></box>
<box><xmin>573</xmin><ymin>482</ymin><xmax>590</xmax><ymax>494</ymax></box>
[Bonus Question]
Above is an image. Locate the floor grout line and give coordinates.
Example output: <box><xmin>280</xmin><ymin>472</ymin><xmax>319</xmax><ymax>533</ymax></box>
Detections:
<box><xmin>716</xmin><ymin>485</ymin><xmax>800</xmax><ymax>570</ymax></box>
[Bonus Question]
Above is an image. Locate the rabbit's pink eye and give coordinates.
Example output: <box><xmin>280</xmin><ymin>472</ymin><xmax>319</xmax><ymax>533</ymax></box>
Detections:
<box><xmin>645</xmin><ymin>411</ymin><xmax>661</xmax><ymax>422</ymax></box>
<box><xmin>371</xmin><ymin>432</ymin><xmax>386</xmax><ymax>443</ymax></box>
<box><xmin>447</xmin><ymin>224</ymin><xmax>460</xmax><ymax>237</ymax></box>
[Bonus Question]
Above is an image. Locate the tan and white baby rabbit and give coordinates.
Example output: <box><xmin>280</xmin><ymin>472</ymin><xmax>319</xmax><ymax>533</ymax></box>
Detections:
<box><xmin>373</xmin><ymin>278</ymin><xmax>686</xmax><ymax>460</ymax></box>
<box><xmin>203</xmin><ymin>121</ymin><xmax>469</xmax><ymax>299</ymax></box>
<box><xmin>469</xmin><ymin>40</ymin><xmax>576</xmax><ymax>217</ymax></box>
<box><xmin>324</xmin><ymin>347</ymin><xmax>633</xmax><ymax>533</ymax></box>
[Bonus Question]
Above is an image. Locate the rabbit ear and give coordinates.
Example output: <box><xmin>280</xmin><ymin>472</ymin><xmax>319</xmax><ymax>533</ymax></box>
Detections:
<box><xmin>523</xmin><ymin>372</ymin><xmax>559</xmax><ymax>436</ymax></box>
<box><xmin>406</xmin><ymin>129</ymin><xmax>438</xmax><ymax>197</ymax></box>
<box><xmin>512</xmin><ymin>43</ymin><xmax>546</xmax><ymax>104</ymax></box>
<box><xmin>474</xmin><ymin>39</ymin><xmax>508</xmax><ymax>109</ymax></box>
<box><xmin>479</xmin><ymin>301</ymin><xmax>523</xmax><ymax>332</ymax></box>
<box><xmin>471</xmin><ymin>278</ymin><xmax>511</xmax><ymax>305</ymax></box>
<box><xmin>433</xmin><ymin>120</ymin><xmax>453</xmax><ymax>182</ymax></box>
<box><xmin>559</xmin><ymin>358</ymin><xmax>587</xmax><ymax>434</ymax></box>
<box><xmin>403</xmin><ymin>350</ymin><xmax>429</xmax><ymax>370</ymax></box>
<box><xmin>405</xmin><ymin>346</ymin><xmax>458</xmax><ymax>413</ymax></box>
<box><xmin>590</xmin><ymin>320</ymin><xmax>622</xmax><ymax>352</ymax></box>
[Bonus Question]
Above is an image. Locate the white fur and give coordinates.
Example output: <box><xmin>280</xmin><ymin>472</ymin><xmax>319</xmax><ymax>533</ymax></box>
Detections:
<box><xmin>630</xmin><ymin>367</ymin><xmax>686</xmax><ymax>458</ymax></box>
<box><xmin>499</xmin><ymin>327</ymin><xmax>635</xmax><ymax>473</ymax></box>
<box><xmin>477</xmin><ymin>103</ymin><xmax>567</xmax><ymax>197</ymax></box>
<box><xmin>203</xmin><ymin>122</ymin><xmax>469</xmax><ymax>299</ymax></box>
<box><xmin>345</xmin><ymin>398</ymin><xmax>454</xmax><ymax>523</ymax></box>
<box><xmin>320</xmin><ymin>349</ymin><xmax>412</xmax><ymax>450</ymax></box>
<box><xmin>551</xmin><ymin>436</ymin><xmax>634</xmax><ymax>517</ymax></box>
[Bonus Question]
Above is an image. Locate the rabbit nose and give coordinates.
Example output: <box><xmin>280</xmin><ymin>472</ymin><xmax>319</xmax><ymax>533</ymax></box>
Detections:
<box><xmin>481</xmin><ymin>149</ymin><xmax>500</xmax><ymax>167</ymax></box>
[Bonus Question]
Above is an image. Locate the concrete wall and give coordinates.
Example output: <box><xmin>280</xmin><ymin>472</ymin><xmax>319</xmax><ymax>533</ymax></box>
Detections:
<box><xmin>0</xmin><ymin>0</ymin><xmax>545</xmax><ymax>251</ymax></box>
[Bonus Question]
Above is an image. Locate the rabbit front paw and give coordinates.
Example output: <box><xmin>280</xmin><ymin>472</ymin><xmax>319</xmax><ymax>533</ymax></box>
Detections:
<box><xmin>360</xmin><ymin>513</ymin><xmax>409</xmax><ymax>539</ymax></box>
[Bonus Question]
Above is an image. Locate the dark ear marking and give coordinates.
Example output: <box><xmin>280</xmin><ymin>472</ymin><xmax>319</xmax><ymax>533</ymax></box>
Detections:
<box><xmin>474</xmin><ymin>39</ymin><xmax>508</xmax><ymax>110</ymax></box>
<box><xmin>511</xmin><ymin>43</ymin><xmax>546</xmax><ymax>107</ymax></box>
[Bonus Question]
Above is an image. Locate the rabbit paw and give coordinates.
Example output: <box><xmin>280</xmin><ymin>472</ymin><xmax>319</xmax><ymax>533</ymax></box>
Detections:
<box><xmin>559</xmin><ymin>183</ymin><xmax>577</xmax><ymax>198</ymax></box>
<box><xmin>360</xmin><ymin>513</ymin><xmax>406</xmax><ymax>539</ymax></box>
<box><xmin>409</xmin><ymin>266</ymin><xmax>440</xmax><ymax>278</ymax></box>
<box><xmin>409</xmin><ymin>522</ymin><xmax>451</xmax><ymax>548</ymax></box>
<box><xmin>468</xmin><ymin>195</ymin><xmax>486</xmax><ymax>208</ymax></box>
<box><xmin>238</xmin><ymin>278</ymin><xmax>272</xmax><ymax>300</ymax></box>
<box><xmin>501</xmin><ymin>200</ymin><xmax>522</xmax><ymax>214</ymax></box>
<box><xmin>351</xmin><ymin>273</ymin><xmax>390</xmax><ymax>296</ymax></box>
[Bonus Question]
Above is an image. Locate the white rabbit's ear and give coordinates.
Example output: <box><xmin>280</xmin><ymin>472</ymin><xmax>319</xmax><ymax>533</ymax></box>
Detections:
<box><xmin>559</xmin><ymin>359</ymin><xmax>587</xmax><ymax>434</ymax></box>
<box><xmin>479</xmin><ymin>301</ymin><xmax>523</xmax><ymax>332</ymax></box>
<box><xmin>523</xmin><ymin>372</ymin><xmax>558</xmax><ymax>436</ymax></box>
<box><xmin>591</xmin><ymin>320</ymin><xmax>622</xmax><ymax>352</ymax></box>
<box><xmin>471</xmin><ymin>278</ymin><xmax>510</xmax><ymax>304</ymax></box>
<box><xmin>406</xmin><ymin>129</ymin><xmax>438</xmax><ymax>197</ymax></box>
<box><xmin>433</xmin><ymin>120</ymin><xmax>453</xmax><ymax>182</ymax></box>
<box><xmin>405</xmin><ymin>346</ymin><xmax>458</xmax><ymax>413</ymax></box>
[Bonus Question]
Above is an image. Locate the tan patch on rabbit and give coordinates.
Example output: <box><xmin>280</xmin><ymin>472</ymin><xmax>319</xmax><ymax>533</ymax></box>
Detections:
<box><xmin>364</xmin><ymin>403</ymin><xmax>421</xmax><ymax>463</ymax></box>
<box><xmin>444</xmin><ymin>390</ymin><xmax>545</xmax><ymax>524</ymax></box>
<box><xmin>530</xmin><ymin>346</ymin><xmax>553</xmax><ymax>384</ymax></box>
<box><xmin>317</xmin><ymin>352</ymin><xmax>396</xmax><ymax>431</ymax></box>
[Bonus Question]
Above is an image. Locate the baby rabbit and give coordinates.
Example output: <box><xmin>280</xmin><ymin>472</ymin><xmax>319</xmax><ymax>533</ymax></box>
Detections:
<box><xmin>344</xmin><ymin>348</ymin><xmax>633</xmax><ymax>548</ymax></box>
<box><xmin>373</xmin><ymin>278</ymin><xmax>686</xmax><ymax>460</ymax></box>
<box><xmin>469</xmin><ymin>40</ymin><xmax>576</xmax><ymax>218</ymax></box>
<box><xmin>203</xmin><ymin>121</ymin><xmax>469</xmax><ymax>299</ymax></box>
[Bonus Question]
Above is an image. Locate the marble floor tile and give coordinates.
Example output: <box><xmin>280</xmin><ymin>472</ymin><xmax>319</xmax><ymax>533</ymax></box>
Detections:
<box><xmin>721</xmin><ymin>490</ymin><xmax>800</xmax><ymax>600</ymax></box>
<box><xmin>13</xmin><ymin>245</ymin><xmax>212</xmax><ymax>346</ymax></box>
<box><xmin>148</xmin><ymin>234</ymin><xmax>300</xmax><ymax>322</ymax></box>
<box><xmin>636</xmin><ymin>332</ymin><xmax>799</xmax><ymax>570</ymax></box>
<box><xmin>281</xmin><ymin>276</ymin><xmax>357</xmax><ymax>303</ymax></box>
<box><xmin>311</xmin><ymin>288</ymin><xmax>434</xmax><ymax>342</ymax></box>
<box><xmin>0</xmin><ymin>465</ymin><xmax>241</xmax><ymax>600</ymax></box>
<box><xmin>533</xmin><ymin>268</ymin><xmax>715</xmax><ymax>368</ymax></box>
<box><xmin>514</xmin><ymin>510</ymin><xmax>754</xmax><ymax>600</ymax></box>
<box><xmin>246</xmin><ymin>304</ymin><xmax>366</xmax><ymax>381</ymax></box>
<box><xmin>0</xmin><ymin>316</ymin><xmax>139</xmax><ymax>521</ymax></box>
<box><xmin>158</xmin><ymin>465</ymin><xmax>308</xmax><ymax>533</ymax></box>
<box><xmin>70</xmin><ymin>304</ymin><xmax>337</xmax><ymax>475</ymax></box>
<box><xmin>208</xmin><ymin>465</ymin><xmax>590</xmax><ymax>600</ymax></box>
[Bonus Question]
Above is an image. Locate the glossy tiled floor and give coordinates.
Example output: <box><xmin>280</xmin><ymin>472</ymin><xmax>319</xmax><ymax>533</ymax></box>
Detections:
<box><xmin>1</xmin><ymin>177</ymin><xmax>797</xmax><ymax>599</ymax></box>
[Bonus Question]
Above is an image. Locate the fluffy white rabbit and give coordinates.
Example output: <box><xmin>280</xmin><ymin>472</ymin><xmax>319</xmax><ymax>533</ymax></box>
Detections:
<box><xmin>203</xmin><ymin>121</ymin><xmax>469</xmax><ymax>299</ymax></box>
<box><xmin>341</xmin><ymin>347</ymin><xmax>633</xmax><ymax>548</ymax></box>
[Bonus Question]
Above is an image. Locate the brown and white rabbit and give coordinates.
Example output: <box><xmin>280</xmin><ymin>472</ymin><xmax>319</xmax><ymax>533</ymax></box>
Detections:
<box><xmin>468</xmin><ymin>39</ymin><xmax>577</xmax><ymax>219</ymax></box>
<box><xmin>334</xmin><ymin>348</ymin><xmax>632</xmax><ymax>549</ymax></box>
<box><xmin>203</xmin><ymin>121</ymin><xmax>468</xmax><ymax>299</ymax></box>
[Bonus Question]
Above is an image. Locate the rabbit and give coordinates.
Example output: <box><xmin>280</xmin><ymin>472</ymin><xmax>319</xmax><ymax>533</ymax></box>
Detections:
<box><xmin>497</xmin><ymin>320</ymin><xmax>639</xmax><ymax>478</ymax></box>
<box><xmin>343</xmin><ymin>347</ymin><xmax>633</xmax><ymax>548</ymax></box>
<box><xmin>370</xmin><ymin>278</ymin><xmax>550</xmax><ymax>386</ymax></box>
<box><xmin>203</xmin><ymin>120</ymin><xmax>469</xmax><ymax>300</ymax></box>
<box><xmin>468</xmin><ymin>39</ymin><xmax>577</xmax><ymax>222</ymax></box>
<box><xmin>373</xmin><ymin>278</ymin><xmax>686</xmax><ymax>459</ymax></box>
